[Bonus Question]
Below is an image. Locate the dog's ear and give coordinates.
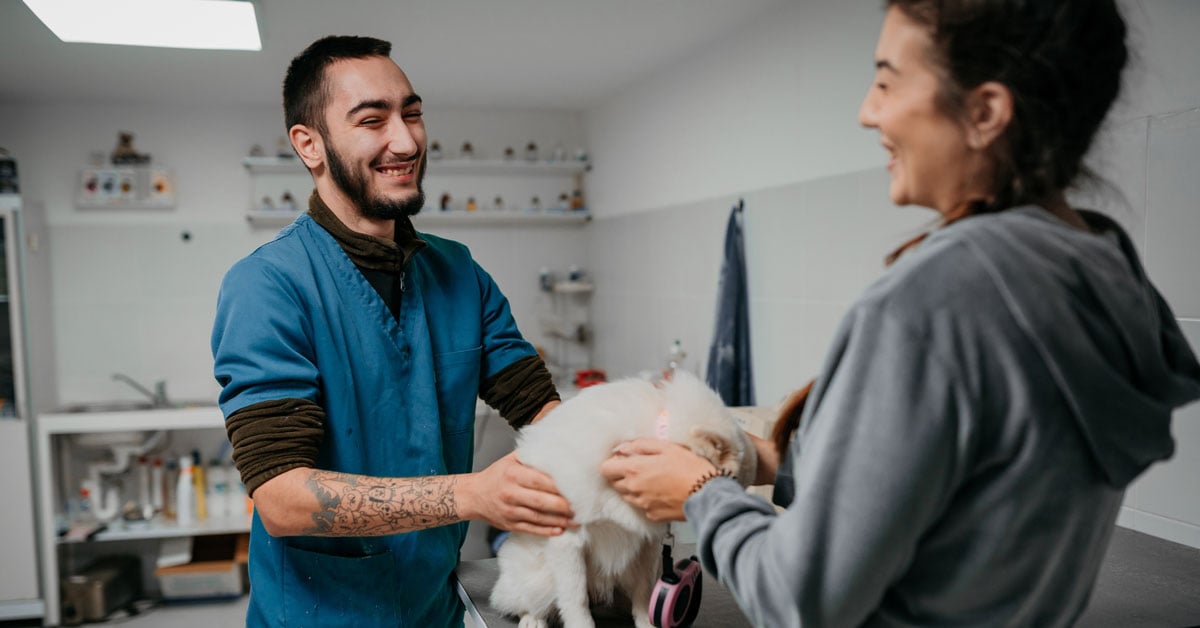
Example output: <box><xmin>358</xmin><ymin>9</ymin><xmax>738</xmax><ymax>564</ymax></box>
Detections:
<box><xmin>688</xmin><ymin>428</ymin><xmax>737</xmax><ymax>474</ymax></box>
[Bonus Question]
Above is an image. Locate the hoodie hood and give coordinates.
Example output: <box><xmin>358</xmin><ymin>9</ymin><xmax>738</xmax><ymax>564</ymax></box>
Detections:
<box><xmin>942</xmin><ymin>206</ymin><xmax>1200</xmax><ymax>488</ymax></box>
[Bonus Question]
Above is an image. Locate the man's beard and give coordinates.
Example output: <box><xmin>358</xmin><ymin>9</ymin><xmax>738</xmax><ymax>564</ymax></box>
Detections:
<box><xmin>326</xmin><ymin>141</ymin><xmax>426</xmax><ymax>220</ymax></box>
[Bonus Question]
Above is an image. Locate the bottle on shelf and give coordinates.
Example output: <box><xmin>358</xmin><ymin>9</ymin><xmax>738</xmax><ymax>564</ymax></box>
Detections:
<box><xmin>163</xmin><ymin>458</ymin><xmax>178</xmax><ymax>520</ymax></box>
<box><xmin>208</xmin><ymin>458</ymin><xmax>230</xmax><ymax>520</ymax></box>
<box><xmin>191</xmin><ymin>450</ymin><xmax>207</xmax><ymax>521</ymax></box>
<box><xmin>149</xmin><ymin>458</ymin><xmax>164</xmax><ymax>513</ymax></box>
<box><xmin>176</xmin><ymin>455</ymin><xmax>195</xmax><ymax>525</ymax></box>
<box><xmin>136</xmin><ymin>456</ymin><xmax>153</xmax><ymax>520</ymax></box>
<box><xmin>664</xmin><ymin>339</ymin><xmax>688</xmax><ymax>380</ymax></box>
<box><xmin>228</xmin><ymin>468</ymin><xmax>248</xmax><ymax>520</ymax></box>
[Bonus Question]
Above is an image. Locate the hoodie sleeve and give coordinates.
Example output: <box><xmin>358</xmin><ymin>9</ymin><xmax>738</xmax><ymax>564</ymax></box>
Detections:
<box><xmin>684</xmin><ymin>303</ymin><xmax>973</xmax><ymax>626</ymax></box>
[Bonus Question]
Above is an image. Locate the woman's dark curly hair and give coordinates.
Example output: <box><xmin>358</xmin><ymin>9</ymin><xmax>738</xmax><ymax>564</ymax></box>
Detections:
<box><xmin>889</xmin><ymin>0</ymin><xmax>1128</xmax><ymax>213</ymax></box>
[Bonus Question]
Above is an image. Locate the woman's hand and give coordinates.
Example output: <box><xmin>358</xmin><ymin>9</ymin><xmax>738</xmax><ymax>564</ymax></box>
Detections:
<box><xmin>600</xmin><ymin>438</ymin><xmax>717</xmax><ymax>522</ymax></box>
<box><xmin>747</xmin><ymin>432</ymin><xmax>780</xmax><ymax>486</ymax></box>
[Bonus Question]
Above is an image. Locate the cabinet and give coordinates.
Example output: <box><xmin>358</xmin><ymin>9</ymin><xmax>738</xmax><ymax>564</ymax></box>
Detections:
<box><xmin>0</xmin><ymin>196</ymin><xmax>42</xmax><ymax>622</ymax></box>
<box><xmin>34</xmin><ymin>407</ymin><xmax>247</xmax><ymax>626</ymax></box>
<box><xmin>242</xmin><ymin>156</ymin><xmax>591</xmax><ymax>228</ymax></box>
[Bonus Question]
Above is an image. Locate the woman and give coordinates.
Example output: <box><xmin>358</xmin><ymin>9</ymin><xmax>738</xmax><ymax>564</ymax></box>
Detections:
<box><xmin>600</xmin><ymin>1</ymin><xmax>1200</xmax><ymax>625</ymax></box>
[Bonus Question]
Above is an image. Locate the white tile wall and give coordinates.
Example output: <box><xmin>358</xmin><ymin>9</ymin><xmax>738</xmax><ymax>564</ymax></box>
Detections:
<box><xmin>1119</xmin><ymin>319</ymin><xmax>1200</xmax><ymax>548</ymax></box>
<box><xmin>1069</xmin><ymin>116</ymin><xmax>1150</xmax><ymax>252</ymax></box>
<box><xmin>1145</xmin><ymin>108</ymin><xmax>1200</xmax><ymax>319</ymax></box>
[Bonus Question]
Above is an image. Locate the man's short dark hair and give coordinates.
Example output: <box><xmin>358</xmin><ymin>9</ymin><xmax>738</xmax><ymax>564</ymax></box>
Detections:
<box><xmin>282</xmin><ymin>35</ymin><xmax>392</xmax><ymax>135</ymax></box>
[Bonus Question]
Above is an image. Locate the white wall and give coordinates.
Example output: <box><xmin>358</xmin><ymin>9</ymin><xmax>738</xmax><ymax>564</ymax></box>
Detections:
<box><xmin>0</xmin><ymin>102</ymin><xmax>587</xmax><ymax>410</ymax></box>
<box><xmin>582</xmin><ymin>0</ymin><xmax>1200</xmax><ymax>548</ymax></box>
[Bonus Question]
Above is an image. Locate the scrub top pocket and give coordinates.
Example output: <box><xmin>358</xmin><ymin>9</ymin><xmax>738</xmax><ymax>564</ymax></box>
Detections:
<box><xmin>433</xmin><ymin>346</ymin><xmax>483</xmax><ymax>436</ymax></box>
<box><xmin>282</xmin><ymin>543</ymin><xmax>401</xmax><ymax>627</ymax></box>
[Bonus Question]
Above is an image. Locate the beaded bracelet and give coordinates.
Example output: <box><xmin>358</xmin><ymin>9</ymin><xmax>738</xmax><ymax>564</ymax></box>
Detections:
<box><xmin>688</xmin><ymin>468</ymin><xmax>735</xmax><ymax>497</ymax></box>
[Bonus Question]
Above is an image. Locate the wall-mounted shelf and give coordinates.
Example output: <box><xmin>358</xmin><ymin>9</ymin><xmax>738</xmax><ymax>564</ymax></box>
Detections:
<box><xmin>246</xmin><ymin>208</ymin><xmax>591</xmax><ymax>229</ymax></box>
<box><xmin>246</xmin><ymin>208</ymin><xmax>302</xmax><ymax>227</ymax></box>
<box><xmin>242</xmin><ymin>156</ymin><xmax>306</xmax><ymax>174</ymax></box>
<box><xmin>241</xmin><ymin>156</ymin><xmax>588</xmax><ymax>177</ymax></box>
<box><xmin>415</xmin><ymin>211</ymin><xmax>591</xmax><ymax>228</ymax></box>
<box><xmin>552</xmin><ymin>280</ymin><xmax>594</xmax><ymax>294</ymax></box>
<box><xmin>243</xmin><ymin>156</ymin><xmax>591</xmax><ymax>228</ymax></box>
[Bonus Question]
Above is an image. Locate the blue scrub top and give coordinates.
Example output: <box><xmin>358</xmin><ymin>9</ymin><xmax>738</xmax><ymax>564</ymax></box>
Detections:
<box><xmin>212</xmin><ymin>214</ymin><xmax>536</xmax><ymax>627</ymax></box>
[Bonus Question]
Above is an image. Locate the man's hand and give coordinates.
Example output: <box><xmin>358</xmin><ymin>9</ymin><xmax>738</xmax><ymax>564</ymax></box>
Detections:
<box><xmin>600</xmin><ymin>438</ymin><xmax>716</xmax><ymax>522</ymax></box>
<box><xmin>462</xmin><ymin>451</ymin><xmax>576</xmax><ymax>536</ymax></box>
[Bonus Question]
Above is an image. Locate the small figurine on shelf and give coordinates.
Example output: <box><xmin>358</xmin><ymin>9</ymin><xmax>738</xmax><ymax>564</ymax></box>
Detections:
<box><xmin>439</xmin><ymin>192</ymin><xmax>452</xmax><ymax>212</ymax></box>
<box><xmin>460</xmin><ymin>142</ymin><xmax>475</xmax><ymax>159</ymax></box>
<box><xmin>493</xmin><ymin>196</ymin><xmax>505</xmax><ymax>211</ymax></box>
<box><xmin>429</xmin><ymin>141</ymin><xmax>444</xmax><ymax>160</ymax></box>
<box><xmin>529</xmin><ymin>195</ymin><xmax>542</xmax><ymax>213</ymax></box>
<box><xmin>574</xmin><ymin>147</ymin><xmax>589</xmax><ymax>163</ymax></box>
<box><xmin>276</xmin><ymin>136</ymin><xmax>294</xmax><ymax>159</ymax></box>
<box><xmin>280</xmin><ymin>191</ymin><xmax>297</xmax><ymax>211</ymax></box>
<box><xmin>248</xmin><ymin>144</ymin><xmax>265</xmax><ymax>157</ymax></box>
<box><xmin>570</xmin><ymin>189</ymin><xmax>586</xmax><ymax>211</ymax></box>
<box><xmin>111</xmin><ymin>131</ymin><xmax>151</xmax><ymax>165</ymax></box>
<box><xmin>503</xmin><ymin>146</ymin><xmax>516</xmax><ymax>161</ymax></box>
<box><xmin>524</xmin><ymin>142</ymin><xmax>539</xmax><ymax>163</ymax></box>
<box><xmin>260</xmin><ymin>196</ymin><xmax>275</xmax><ymax>210</ymax></box>
<box><xmin>551</xmin><ymin>142</ymin><xmax>567</xmax><ymax>163</ymax></box>
<box><xmin>466</xmin><ymin>197</ymin><xmax>478</xmax><ymax>212</ymax></box>
<box><xmin>554</xmin><ymin>193</ymin><xmax>570</xmax><ymax>213</ymax></box>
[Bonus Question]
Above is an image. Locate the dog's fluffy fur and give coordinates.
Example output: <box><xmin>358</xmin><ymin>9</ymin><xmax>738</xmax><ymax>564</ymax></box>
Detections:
<box><xmin>489</xmin><ymin>371</ymin><xmax>756</xmax><ymax>628</ymax></box>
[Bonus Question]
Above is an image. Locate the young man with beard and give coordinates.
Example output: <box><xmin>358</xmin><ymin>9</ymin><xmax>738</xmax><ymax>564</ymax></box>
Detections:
<box><xmin>211</xmin><ymin>36</ymin><xmax>574</xmax><ymax>627</ymax></box>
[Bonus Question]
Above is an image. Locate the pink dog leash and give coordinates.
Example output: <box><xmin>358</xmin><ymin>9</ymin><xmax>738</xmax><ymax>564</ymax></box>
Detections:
<box><xmin>648</xmin><ymin>410</ymin><xmax>704</xmax><ymax>627</ymax></box>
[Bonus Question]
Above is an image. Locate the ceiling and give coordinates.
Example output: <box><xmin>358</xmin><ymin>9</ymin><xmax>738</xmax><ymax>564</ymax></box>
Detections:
<box><xmin>0</xmin><ymin>0</ymin><xmax>785</xmax><ymax>111</ymax></box>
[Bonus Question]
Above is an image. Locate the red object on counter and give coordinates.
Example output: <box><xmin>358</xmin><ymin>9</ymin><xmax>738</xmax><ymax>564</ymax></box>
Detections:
<box><xmin>574</xmin><ymin>369</ymin><xmax>607</xmax><ymax>388</ymax></box>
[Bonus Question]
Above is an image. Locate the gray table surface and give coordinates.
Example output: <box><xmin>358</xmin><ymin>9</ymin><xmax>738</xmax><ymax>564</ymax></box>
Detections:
<box><xmin>455</xmin><ymin>548</ymin><xmax>753</xmax><ymax>628</ymax></box>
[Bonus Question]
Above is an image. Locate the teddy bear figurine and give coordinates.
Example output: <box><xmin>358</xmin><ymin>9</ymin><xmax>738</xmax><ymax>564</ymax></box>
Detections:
<box><xmin>111</xmin><ymin>131</ymin><xmax>150</xmax><ymax>165</ymax></box>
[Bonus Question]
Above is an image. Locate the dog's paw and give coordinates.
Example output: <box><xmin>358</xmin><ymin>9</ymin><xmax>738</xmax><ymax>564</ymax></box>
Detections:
<box><xmin>518</xmin><ymin>615</ymin><xmax>549</xmax><ymax>628</ymax></box>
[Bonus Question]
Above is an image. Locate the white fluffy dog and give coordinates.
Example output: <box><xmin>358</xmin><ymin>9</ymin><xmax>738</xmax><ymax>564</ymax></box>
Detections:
<box><xmin>489</xmin><ymin>371</ymin><xmax>756</xmax><ymax>628</ymax></box>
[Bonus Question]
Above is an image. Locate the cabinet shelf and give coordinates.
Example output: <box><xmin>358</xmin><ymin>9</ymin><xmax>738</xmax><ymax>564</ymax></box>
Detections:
<box><xmin>58</xmin><ymin>514</ymin><xmax>251</xmax><ymax>544</ymax></box>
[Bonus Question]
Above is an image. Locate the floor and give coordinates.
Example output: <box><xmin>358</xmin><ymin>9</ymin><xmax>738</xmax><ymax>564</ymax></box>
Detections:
<box><xmin>18</xmin><ymin>410</ymin><xmax>1199</xmax><ymax>627</ymax></box>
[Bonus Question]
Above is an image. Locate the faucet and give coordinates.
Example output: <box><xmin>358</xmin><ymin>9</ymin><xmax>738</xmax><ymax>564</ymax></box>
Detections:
<box><xmin>112</xmin><ymin>373</ymin><xmax>170</xmax><ymax>408</ymax></box>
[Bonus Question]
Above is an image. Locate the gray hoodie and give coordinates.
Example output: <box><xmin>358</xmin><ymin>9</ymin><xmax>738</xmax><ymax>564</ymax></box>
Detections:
<box><xmin>686</xmin><ymin>206</ymin><xmax>1200</xmax><ymax>627</ymax></box>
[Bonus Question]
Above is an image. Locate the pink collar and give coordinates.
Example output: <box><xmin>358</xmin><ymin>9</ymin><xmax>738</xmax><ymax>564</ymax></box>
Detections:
<box><xmin>656</xmin><ymin>410</ymin><xmax>669</xmax><ymax>440</ymax></box>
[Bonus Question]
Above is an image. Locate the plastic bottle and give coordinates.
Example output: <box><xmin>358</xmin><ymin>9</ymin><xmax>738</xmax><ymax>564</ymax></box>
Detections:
<box><xmin>149</xmin><ymin>458</ymin><xmax>164</xmax><ymax>513</ymax></box>
<box><xmin>163</xmin><ymin>458</ymin><xmax>178</xmax><ymax>520</ymax></box>
<box><xmin>208</xmin><ymin>459</ymin><xmax>229</xmax><ymax>520</ymax></box>
<box><xmin>664</xmin><ymin>339</ymin><xmax>688</xmax><ymax>379</ymax></box>
<box><xmin>191</xmin><ymin>450</ymin><xmax>207</xmax><ymax>521</ymax></box>
<box><xmin>76</xmin><ymin>486</ymin><xmax>94</xmax><ymax>524</ymax></box>
<box><xmin>226</xmin><ymin>466</ymin><xmax>247</xmax><ymax>521</ymax></box>
<box><xmin>176</xmin><ymin>455</ymin><xmax>195</xmax><ymax>526</ymax></box>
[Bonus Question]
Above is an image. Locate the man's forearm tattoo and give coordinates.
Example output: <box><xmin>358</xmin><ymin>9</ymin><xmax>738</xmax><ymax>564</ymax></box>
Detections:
<box><xmin>301</xmin><ymin>470</ymin><xmax>460</xmax><ymax>536</ymax></box>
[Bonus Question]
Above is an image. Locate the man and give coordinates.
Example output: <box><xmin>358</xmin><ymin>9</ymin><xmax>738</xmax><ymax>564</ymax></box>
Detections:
<box><xmin>212</xmin><ymin>35</ymin><xmax>574</xmax><ymax>627</ymax></box>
